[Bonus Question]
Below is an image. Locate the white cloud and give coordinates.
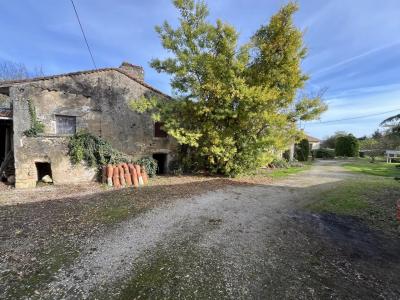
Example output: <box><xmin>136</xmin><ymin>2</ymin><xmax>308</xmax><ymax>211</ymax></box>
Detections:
<box><xmin>312</xmin><ymin>42</ymin><xmax>400</xmax><ymax>78</ymax></box>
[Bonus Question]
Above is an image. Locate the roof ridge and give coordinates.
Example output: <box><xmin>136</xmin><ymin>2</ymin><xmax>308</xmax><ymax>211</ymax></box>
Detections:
<box><xmin>306</xmin><ymin>134</ymin><xmax>320</xmax><ymax>142</ymax></box>
<box><xmin>0</xmin><ymin>67</ymin><xmax>170</xmax><ymax>98</ymax></box>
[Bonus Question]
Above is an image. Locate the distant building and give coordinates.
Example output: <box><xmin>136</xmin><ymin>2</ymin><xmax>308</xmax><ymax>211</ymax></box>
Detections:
<box><xmin>287</xmin><ymin>134</ymin><xmax>321</xmax><ymax>161</ymax></box>
<box><xmin>306</xmin><ymin>134</ymin><xmax>321</xmax><ymax>150</ymax></box>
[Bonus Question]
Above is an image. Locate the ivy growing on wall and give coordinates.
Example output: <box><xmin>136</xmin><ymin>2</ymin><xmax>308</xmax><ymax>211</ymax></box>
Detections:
<box><xmin>24</xmin><ymin>99</ymin><xmax>45</xmax><ymax>137</ymax></box>
<box><xmin>68</xmin><ymin>132</ymin><xmax>158</xmax><ymax>176</ymax></box>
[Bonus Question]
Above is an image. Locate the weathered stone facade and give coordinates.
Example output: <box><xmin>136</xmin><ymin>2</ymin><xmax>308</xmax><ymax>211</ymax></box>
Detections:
<box><xmin>0</xmin><ymin>63</ymin><xmax>177</xmax><ymax>188</ymax></box>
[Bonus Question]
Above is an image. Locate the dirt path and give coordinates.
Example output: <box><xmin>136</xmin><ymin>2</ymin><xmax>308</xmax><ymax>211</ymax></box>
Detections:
<box><xmin>0</xmin><ymin>176</ymin><xmax>231</xmax><ymax>206</ymax></box>
<box><xmin>36</xmin><ymin>161</ymin><xmax>399</xmax><ymax>299</ymax></box>
<box><xmin>271</xmin><ymin>159</ymin><xmax>355</xmax><ymax>187</ymax></box>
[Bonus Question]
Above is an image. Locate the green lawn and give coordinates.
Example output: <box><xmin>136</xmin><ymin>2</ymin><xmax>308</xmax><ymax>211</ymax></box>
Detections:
<box><xmin>268</xmin><ymin>164</ymin><xmax>311</xmax><ymax>178</ymax></box>
<box><xmin>238</xmin><ymin>162</ymin><xmax>312</xmax><ymax>180</ymax></box>
<box><xmin>307</xmin><ymin>177</ymin><xmax>400</xmax><ymax>233</ymax></box>
<box><xmin>343</xmin><ymin>158</ymin><xmax>400</xmax><ymax>177</ymax></box>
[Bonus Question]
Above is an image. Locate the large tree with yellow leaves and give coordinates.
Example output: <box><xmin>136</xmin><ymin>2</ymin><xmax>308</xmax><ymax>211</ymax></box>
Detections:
<box><xmin>131</xmin><ymin>0</ymin><xmax>327</xmax><ymax>175</ymax></box>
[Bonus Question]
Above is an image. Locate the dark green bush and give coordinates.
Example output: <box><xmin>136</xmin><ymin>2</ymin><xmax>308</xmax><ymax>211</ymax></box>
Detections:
<box><xmin>68</xmin><ymin>132</ymin><xmax>131</xmax><ymax>167</ymax></box>
<box><xmin>335</xmin><ymin>134</ymin><xmax>359</xmax><ymax>157</ymax></box>
<box><xmin>296</xmin><ymin>139</ymin><xmax>310</xmax><ymax>161</ymax></box>
<box><xmin>168</xmin><ymin>159</ymin><xmax>183</xmax><ymax>175</ymax></box>
<box><xmin>313</xmin><ymin>148</ymin><xmax>335</xmax><ymax>159</ymax></box>
<box><xmin>136</xmin><ymin>157</ymin><xmax>158</xmax><ymax>177</ymax></box>
<box><xmin>282</xmin><ymin>150</ymin><xmax>290</xmax><ymax>161</ymax></box>
<box><xmin>68</xmin><ymin>132</ymin><xmax>158</xmax><ymax>176</ymax></box>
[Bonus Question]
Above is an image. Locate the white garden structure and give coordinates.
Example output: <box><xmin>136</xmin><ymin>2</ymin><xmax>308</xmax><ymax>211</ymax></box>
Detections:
<box><xmin>385</xmin><ymin>150</ymin><xmax>400</xmax><ymax>163</ymax></box>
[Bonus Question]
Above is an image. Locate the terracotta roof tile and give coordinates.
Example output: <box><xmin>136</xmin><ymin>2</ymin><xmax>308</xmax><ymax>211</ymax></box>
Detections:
<box><xmin>306</xmin><ymin>134</ymin><xmax>320</xmax><ymax>142</ymax></box>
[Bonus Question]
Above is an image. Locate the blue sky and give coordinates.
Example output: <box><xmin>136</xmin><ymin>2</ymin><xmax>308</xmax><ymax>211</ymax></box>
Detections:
<box><xmin>1</xmin><ymin>0</ymin><xmax>400</xmax><ymax>139</ymax></box>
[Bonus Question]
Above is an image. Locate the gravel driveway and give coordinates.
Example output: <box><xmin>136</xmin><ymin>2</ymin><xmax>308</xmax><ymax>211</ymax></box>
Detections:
<box><xmin>35</xmin><ymin>161</ymin><xmax>398</xmax><ymax>299</ymax></box>
<box><xmin>2</xmin><ymin>161</ymin><xmax>400</xmax><ymax>299</ymax></box>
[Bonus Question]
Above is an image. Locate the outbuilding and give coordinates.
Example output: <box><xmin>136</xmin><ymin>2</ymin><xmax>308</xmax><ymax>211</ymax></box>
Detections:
<box><xmin>0</xmin><ymin>62</ymin><xmax>177</xmax><ymax>188</ymax></box>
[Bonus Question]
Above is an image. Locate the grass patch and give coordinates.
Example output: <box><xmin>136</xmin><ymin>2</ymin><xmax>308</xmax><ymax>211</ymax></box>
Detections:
<box><xmin>93</xmin><ymin>205</ymin><xmax>131</xmax><ymax>224</ymax></box>
<box><xmin>96</xmin><ymin>238</ymin><xmax>228</xmax><ymax>299</ymax></box>
<box><xmin>238</xmin><ymin>162</ymin><xmax>312</xmax><ymax>180</ymax></box>
<box><xmin>83</xmin><ymin>190</ymin><xmax>146</xmax><ymax>225</ymax></box>
<box><xmin>6</xmin><ymin>241</ymin><xmax>79</xmax><ymax>299</ymax></box>
<box><xmin>268</xmin><ymin>164</ymin><xmax>311</xmax><ymax>179</ymax></box>
<box><xmin>307</xmin><ymin>178</ymin><xmax>400</xmax><ymax>233</ymax></box>
<box><xmin>343</xmin><ymin>158</ymin><xmax>400</xmax><ymax>177</ymax></box>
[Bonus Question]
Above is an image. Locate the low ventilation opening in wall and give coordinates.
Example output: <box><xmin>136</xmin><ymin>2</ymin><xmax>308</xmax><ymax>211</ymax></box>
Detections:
<box><xmin>35</xmin><ymin>162</ymin><xmax>52</xmax><ymax>184</ymax></box>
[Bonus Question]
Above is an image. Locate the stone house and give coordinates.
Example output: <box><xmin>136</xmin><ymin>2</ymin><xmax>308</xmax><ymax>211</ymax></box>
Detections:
<box><xmin>0</xmin><ymin>62</ymin><xmax>177</xmax><ymax>188</ymax></box>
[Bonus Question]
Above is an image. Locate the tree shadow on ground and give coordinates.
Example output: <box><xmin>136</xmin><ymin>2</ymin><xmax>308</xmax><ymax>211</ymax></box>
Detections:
<box><xmin>1</xmin><ymin>177</ymin><xmax>400</xmax><ymax>299</ymax></box>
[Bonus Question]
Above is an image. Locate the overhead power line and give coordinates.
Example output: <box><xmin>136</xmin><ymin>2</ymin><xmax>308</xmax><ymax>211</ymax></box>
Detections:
<box><xmin>70</xmin><ymin>0</ymin><xmax>97</xmax><ymax>69</ymax></box>
<box><xmin>306</xmin><ymin>108</ymin><xmax>400</xmax><ymax>125</ymax></box>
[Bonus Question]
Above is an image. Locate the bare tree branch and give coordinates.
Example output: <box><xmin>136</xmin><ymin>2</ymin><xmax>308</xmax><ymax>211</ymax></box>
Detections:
<box><xmin>0</xmin><ymin>60</ymin><xmax>45</xmax><ymax>81</ymax></box>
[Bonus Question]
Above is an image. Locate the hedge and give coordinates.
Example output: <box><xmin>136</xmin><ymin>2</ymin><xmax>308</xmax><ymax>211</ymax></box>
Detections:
<box><xmin>313</xmin><ymin>148</ymin><xmax>335</xmax><ymax>159</ymax></box>
<box><xmin>335</xmin><ymin>134</ymin><xmax>359</xmax><ymax>157</ymax></box>
<box><xmin>296</xmin><ymin>139</ymin><xmax>310</xmax><ymax>161</ymax></box>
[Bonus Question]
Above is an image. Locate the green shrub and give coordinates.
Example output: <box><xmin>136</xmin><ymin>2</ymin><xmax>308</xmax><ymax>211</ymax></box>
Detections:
<box><xmin>296</xmin><ymin>139</ymin><xmax>310</xmax><ymax>161</ymax></box>
<box><xmin>68</xmin><ymin>132</ymin><xmax>130</xmax><ymax>167</ymax></box>
<box><xmin>335</xmin><ymin>134</ymin><xmax>359</xmax><ymax>157</ymax></box>
<box><xmin>313</xmin><ymin>148</ymin><xmax>335</xmax><ymax>159</ymax></box>
<box><xmin>282</xmin><ymin>150</ymin><xmax>291</xmax><ymax>161</ymax></box>
<box><xmin>136</xmin><ymin>157</ymin><xmax>158</xmax><ymax>177</ymax></box>
<box><xmin>168</xmin><ymin>159</ymin><xmax>183</xmax><ymax>175</ymax></box>
<box><xmin>270</xmin><ymin>158</ymin><xmax>290</xmax><ymax>168</ymax></box>
<box><xmin>68</xmin><ymin>132</ymin><xmax>158</xmax><ymax>176</ymax></box>
<box><xmin>359</xmin><ymin>138</ymin><xmax>385</xmax><ymax>162</ymax></box>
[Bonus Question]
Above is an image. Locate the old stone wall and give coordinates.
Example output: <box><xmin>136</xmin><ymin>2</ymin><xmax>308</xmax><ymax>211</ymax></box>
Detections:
<box><xmin>14</xmin><ymin>137</ymin><xmax>97</xmax><ymax>188</ymax></box>
<box><xmin>11</xmin><ymin>85</ymin><xmax>97</xmax><ymax>188</ymax></box>
<box><xmin>0</xmin><ymin>94</ymin><xmax>11</xmax><ymax>110</ymax></box>
<box><xmin>118</xmin><ymin>62</ymin><xmax>144</xmax><ymax>81</ymax></box>
<box><xmin>0</xmin><ymin>87</ymin><xmax>11</xmax><ymax>110</ymax></box>
<box><xmin>11</xmin><ymin>69</ymin><xmax>177</xmax><ymax>188</ymax></box>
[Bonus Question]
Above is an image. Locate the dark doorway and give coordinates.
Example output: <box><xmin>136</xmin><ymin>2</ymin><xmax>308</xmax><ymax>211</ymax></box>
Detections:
<box><xmin>35</xmin><ymin>162</ymin><xmax>52</xmax><ymax>182</ymax></box>
<box><xmin>0</xmin><ymin>120</ymin><xmax>12</xmax><ymax>165</ymax></box>
<box><xmin>0</xmin><ymin>119</ymin><xmax>13</xmax><ymax>181</ymax></box>
<box><xmin>152</xmin><ymin>153</ymin><xmax>167</xmax><ymax>174</ymax></box>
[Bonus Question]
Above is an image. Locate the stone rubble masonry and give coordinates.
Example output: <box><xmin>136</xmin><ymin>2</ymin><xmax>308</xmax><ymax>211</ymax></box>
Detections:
<box><xmin>118</xmin><ymin>62</ymin><xmax>144</xmax><ymax>81</ymax></box>
<box><xmin>6</xmin><ymin>64</ymin><xmax>177</xmax><ymax>188</ymax></box>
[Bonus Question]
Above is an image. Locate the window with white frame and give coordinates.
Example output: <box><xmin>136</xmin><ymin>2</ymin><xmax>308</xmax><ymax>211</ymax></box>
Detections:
<box><xmin>56</xmin><ymin>115</ymin><xmax>76</xmax><ymax>134</ymax></box>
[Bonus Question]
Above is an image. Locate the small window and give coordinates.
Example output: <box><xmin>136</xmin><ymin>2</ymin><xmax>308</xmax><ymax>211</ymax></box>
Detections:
<box><xmin>56</xmin><ymin>115</ymin><xmax>76</xmax><ymax>134</ymax></box>
<box><xmin>154</xmin><ymin>122</ymin><xmax>167</xmax><ymax>138</ymax></box>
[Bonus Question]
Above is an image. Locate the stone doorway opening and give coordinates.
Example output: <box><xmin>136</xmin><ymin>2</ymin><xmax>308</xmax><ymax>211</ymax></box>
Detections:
<box><xmin>0</xmin><ymin>119</ymin><xmax>14</xmax><ymax>182</ymax></box>
<box><xmin>35</xmin><ymin>162</ymin><xmax>52</xmax><ymax>183</ymax></box>
<box><xmin>152</xmin><ymin>153</ymin><xmax>167</xmax><ymax>174</ymax></box>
